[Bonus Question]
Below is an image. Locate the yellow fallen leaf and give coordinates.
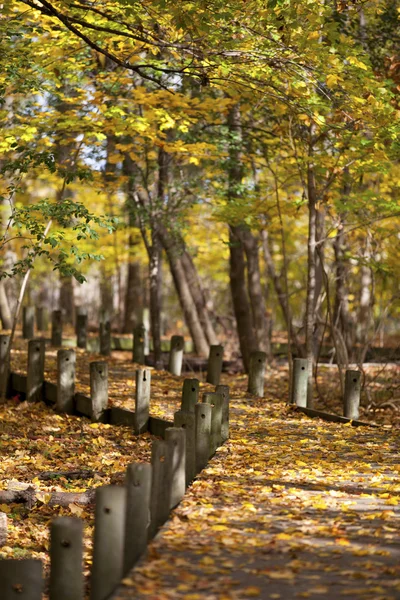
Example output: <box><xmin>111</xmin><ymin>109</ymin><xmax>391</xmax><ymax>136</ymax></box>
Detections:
<box><xmin>243</xmin><ymin>587</ymin><xmax>261</xmax><ymax>597</ymax></box>
<box><xmin>0</xmin><ymin>504</ymin><xmax>11</xmax><ymax>514</ymax></box>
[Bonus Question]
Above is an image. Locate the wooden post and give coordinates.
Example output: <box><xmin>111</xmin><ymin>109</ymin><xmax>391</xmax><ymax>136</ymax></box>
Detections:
<box><xmin>149</xmin><ymin>440</ymin><xmax>172</xmax><ymax>539</ymax></box>
<box><xmin>195</xmin><ymin>402</ymin><xmax>212</xmax><ymax>474</ymax></box>
<box><xmin>51</xmin><ymin>310</ymin><xmax>63</xmax><ymax>347</ymax></box>
<box><xmin>0</xmin><ymin>559</ymin><xmax>43</xmax><ymax>600</ymax></box>
<box><xmin>133</xmin><ymin>324</ymin><xmax>146</xmax><ymax>365</ymax></box>
<box><xmin>56</xmin><ymin>349</ymin><xmax>76</xmax><ymax>414</ymax></box>
<box><xmin>0</xmin><ymin>334</ymin><xmax>10</xmax><ymax>398</ymax></box>
<box><xmin>202</xmin><ymin>392</ymin><xmax>223</xmax><ymax>456</ymax></box>
<box><xmin>248</xmin><ymin>351</ymin><xmax>267</xmax><ymax>397</ymax></box>
<box><xmin>90</xmin><ymin>361</ymin><xmax>108</xmax><ymax>422</ymax></box>
<box><xmin>99</xmin><ymin>320</ymin><xmax>111</xmax><ymax>356</ymax></box>
<box><xmin>134</xmin><ymin>368</ymin><xmax>151</xmax><ymax>434</ymax></box>
<box><xmin>49</xmin><ymin>517</ymin><xmax>83</xmax><ymax>600</ymax></box>
<box><xmin>165</xmin><ymin>427</ymin><xmax>186</xmax><ymax>508</ymax></box>
<box><xmin>91</xmin><ymin>486</ymin><xmax>127</xmax><ymax>600</ymax></box>
<box><xmin>27</xmin><ymin>339</ymin><xmax>45</xmax><ymax>402</ymax></box>
<box><xmin>0</xmin><ymin>511</ymin><xmax>7</xmax><ymax>546</ymax></box>
<box><xmin>22</xmin><ymin>306</ymin><xmax>35</xmax><ymax>339</ymax></box>
<box><xmin>181</xmin><ymin>378</ymin><xmax>199</xmax><ymax>413</ymax></box>
<box><xmin>216</xmin><ymin>384</ymin><xmax>230</xmax><ymax>442</ymax></box>
<box><xmin>76</xmin><ymin>313</ymin><xmax>88</xmax><ymax>350</ymax></box>
<box><xmin>344</xmin><ymin>369</ymin><xmax>361</xmax><ymax>420</ymax></box>
<box><xmin>173</xmin><ymin>410</ymin><xmax>196</xmax><ymax>486</ymax></box>
<box><xmin>168</xmin><ymin>335</ymin><xmax>184</xmax><ymax>376</ymax></box>
<box><xmin>36</xmin><ymin>307</ymin><xmax>48</xmax><ymax>332</ymax></box>
<box><xmin>124</xmin><ymin>463</ymin><xmax>152</xmax><ymax>575</ymax></box>
<box><xmin>292</xmin><ymin>358</ymin><xmax>308</xmax><ymax>407</ymax></box>
<box><xmin>206</xmin><ymin>344</ymin><xmax>223</xmax><ymax>385</ymax></box>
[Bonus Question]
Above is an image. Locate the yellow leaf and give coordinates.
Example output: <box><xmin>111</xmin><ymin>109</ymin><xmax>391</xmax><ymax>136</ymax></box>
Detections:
<box><xmin>0</xmin><ymin>504</ymin><xmax>11</xmax><ymax>514</ymax></box>
<box><xmin>243</xmin><ymin>587</ymin><xmax>261</xmax><ymax>597</ymax></box>
<box><xmin>89</xmin><ymin>423</ymin><xmax>100</xmax><ymax>429</ymax></box>
<box><xmin>68</xmin><ymin>503</ymin><xmax>84</xmax><ymax>517</ymax></box>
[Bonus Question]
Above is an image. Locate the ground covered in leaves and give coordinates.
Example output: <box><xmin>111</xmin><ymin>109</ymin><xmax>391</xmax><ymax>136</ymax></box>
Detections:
<box><xmin>1</xmin><ymin>335</ymin><xmax>399</xmax><ymax>598</ymax></box>
<box><xmin>115</xmin><ymin>397</ymin><xmax>400</xmax><ymax>600</ymax></box>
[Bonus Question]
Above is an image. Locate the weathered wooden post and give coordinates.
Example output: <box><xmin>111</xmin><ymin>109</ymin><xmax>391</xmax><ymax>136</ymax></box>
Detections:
<box><xmin>76</xmin><ymin>313</ymin><xmax>88</xmax><ymax>350</ymax></box>
<box><xmin>291</xmin><ymin>358</ymin><xmax>308</xmax><ymax>407</ymax></box>
<box><xmin>49</xmin><ymin>517</ymin><xmax>83</xmax><ymax>600</ymax></box>
<box><xmin>22</xmin><ymin>306</ymin><xmax>35</xmax><ymax>339</ymax></box>
<box><xmin>206</xmin><ymin>344</ymin><xmax>224</xmax><ymax>385</ymax></box>
<box><xmin>202</xmin><ymin>392</ymin><xmax>223</xmax><ymax>456</ymax></box>
<box><xmin>36</xmin><ymin>307</ymin><xmax>49</xmax><ymax>332</ymax></box>
<box><xmin>0</xmin><ymin>559</ymin><xmax>43</xmax><ymax>600</ymax></box>
<box><xmin>56</xmin><ymin>349</ymin><xmax>76</xmax><ymax>414</ymax></box>
<box><xmin>0</xmin><ymin>511</ymin><xmax>7</xmax><ymax>546</ymax></box>
<box><xmin>124</xmin><ymin>463</ymin><xmax>152</xmax><ymax>575</ymax></box>
<box><xmin>173</xmin><ymin>410</ymin><xmax>196</xmax><ymax>486</ymax></box>
<box><xmin>133</xmin><ymin>324</ymin><xmax>146</xmax><ymax>365</ymax></box>
<box><xmin>181</xmin><ymin>378</ymin><xmax>199</xmax><ymax>413</ymax></box>
<box><xmin>51</xmin><ymin>310</ymin><xmax>63</xmax><ymax>347</ymax></box>
<box><xmin>90</xmin><ymin>361</ymin><xmax>108</xmax><ymax>422</ymax></box>
<box><xmin>27</xmin><ymin>339</ymin><xmax>45</xmax><ymax>402</ymax></box>
<box><xmin>216</xmin><ymin>384</ymin><xmax>230</xmax><ymax>442</ymax></box>
<box><xmin>0</xmin><ymin>334</ymin><xmax>10</xmax><ymax>398</ymax></box>
<box><xmin>165</xmin><ymin>427</ymin><xmax>186</xmax><ymax>508</ymax></box>
<box><xmin>344</xmin><ymin>369</ymin><xmax>361</xmax><ymax>420</ymax></box>
<box><xmin>91</xmin><ymin>486</ymin><xmax>127</xmax><ymax>600</ymax></box>
<box><xmin>149</xmin><ymin>440</ymin><xmax>172</xmax><ymax>539</ymax></box>
<box><xmin>195</xmin><ymin>402</ymin><xmax>212</xmax><ymax>474</ymax></box>
<box><xmin>168</xmin><ymin>335</ymin><xmax>184</xmax><ymax>376</ymax></box>
<box><xmin>248</xmin><ymin>351</ymin><xmax>267</xmax><ymax>397</ymax></box>
<box><xmin>134</xmin><ymin>368</ymin><xmax>151</xmax><ymax>434</ymax></box>
<box><xmin>99</xmin><ymin>319</ymin><xmax>111</xmax><ymax>356</ymax></box>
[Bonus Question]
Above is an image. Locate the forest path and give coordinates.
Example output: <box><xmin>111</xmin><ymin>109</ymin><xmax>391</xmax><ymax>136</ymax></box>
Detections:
<box><xmin>113</xmin><ymin>392</ymin><xmax>400</xmax><ymax>600</ymax></box>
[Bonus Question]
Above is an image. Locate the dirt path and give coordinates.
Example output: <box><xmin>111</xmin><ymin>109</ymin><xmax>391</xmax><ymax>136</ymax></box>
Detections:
<box><xmin>113</xmin><ymin>395</ymin><xmax>400</xmax><ymax>600</ymax></box>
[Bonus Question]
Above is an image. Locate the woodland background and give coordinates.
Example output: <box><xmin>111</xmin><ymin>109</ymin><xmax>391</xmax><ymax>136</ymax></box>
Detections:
<box><xmin>1</xmin><ymin>0</ymin><xmax>399</xmax><ymax>394</ymax></box>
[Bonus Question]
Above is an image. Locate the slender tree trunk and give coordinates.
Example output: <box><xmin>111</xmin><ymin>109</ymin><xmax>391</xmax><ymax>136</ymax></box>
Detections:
<box><xmin>229</xmin><ymin>225</ymin><xmax>257</xmax><ymax>371</ymax></box>
<box><xmin>179</xmin><ymin>250</ymin><xmax>218</xmax><ymax>345</ymax></box>
<box><xmin>0</xmin><ymin>281</ymin><xmax>12</xmax><ymax>330</ymax></box>
<box><xmin>240</xmin><ymin>228</ymin><xmax>270</xmax><ymax>356</ymax></box>
<box><xmin>149</xmin><ymin>231</ymin><xmax>162</xmax><ymax>368</ymax></box>
<box><xmin>358</xmin><ymin>232</ymin><xmax>373</xmax><ymax>362</ymax></box>
<box><xmin>227</xmin><ymin>104</ymin><xmax>256</xmax><ymax>371</ymax></box>
<box><xmin>333</xmin><ymin>216</ymin><xmax>355</xmax><ymax>359</ymax></box>
<box><xmin>59</xmin><ymin>276</ymin><xmax>74</xmax><ymax>324</ymax></box>
<box><xmin>260</xmin><ymin>229</ymin><xmax>302</xmax><ymax>355</ymax></box>
<box><xmin>305</xmin><ymin>164</ymin><xmax>317</xmax><ymax>406</ymax></box>
<box><xmin>160</xmin><ymin>229</ymin><xmax>209</xmax><ymax>356</ymax></box>
<box><xmin>123</xmin><ymin>261</ymin><xmax>142</xmax><ymax>333</ymax></box>
<box><xmin>123</xmin><ymin>197</ymin><xmax>143</xmax><ymax>333</ymax></box>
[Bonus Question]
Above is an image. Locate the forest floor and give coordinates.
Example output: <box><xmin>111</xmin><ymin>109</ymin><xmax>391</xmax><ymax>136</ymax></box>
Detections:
<box><xmin>113</xmin><ymin>393</ymin><xmax>400</xmax><ymax>600</ymax></box>
<box><xmin>0</xmin><ymin>335</ymin><xmax>399</xmax><ymax>598</ymax></box>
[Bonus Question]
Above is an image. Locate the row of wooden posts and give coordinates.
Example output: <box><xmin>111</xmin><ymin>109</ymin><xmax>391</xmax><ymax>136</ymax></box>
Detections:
<box><xmin>290</xmin><ymin>358</ymin><xmax>362</xmax><ymax>420</ymax></box>
<box><xmin>0</xmin><ymin>372</ymin><xmax>230</xmax><ymax>600</ymax></box>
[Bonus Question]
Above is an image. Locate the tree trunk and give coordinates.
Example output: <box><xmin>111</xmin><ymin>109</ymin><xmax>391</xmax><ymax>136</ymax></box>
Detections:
<box><xmin>229</xmin><ymin>225</ymin><xmax>257</xmax><ymax>371</ymax></box>
<box><xmin>179</xmin><ymin>250</ymin><xmax>218</xmax><ymax>345</ymax></box>
<box><xmin>123</xmin><ymin>261</ymin><xmax>142</xmax><ymax>333</ymax></box>
<box><xmin>227</xmin><ymin>104</ymin><xmax>256</xmax><ymax>371</ymax></box>
<box><xmin>59</xmin><ymin>276</ymin><xmax>74</xmax><ymax>324</ymax></box>
<box><xmin>240</xmin><ymin>228</ymin><xmax>270</xmax><ymax>356</ymax></box>
<box><xmin>358</xmin><ymin>232</ymin><xmax>373</xmax><ymax>362</ymax></box>
<box><xmin>260</xmin><ymin>229</ymin><xmax>302</xmax><ymax>355</ymax></box>
<box><xmin>160</xmin><ymin>229</ymin><xmax>209</xmax><ymax>357</ymax></box>
<box><xmin>149</xmin><ymin>232</ymin><xmax>162</xmax><ymax>368</ymax></box>
<box><xmin>333</xmin><ymin>216</ymin><xmax>355</xmax><ymax>359</ymax></box>
<box><xmin>305</xmin><ymin>164</ymin><xmax>317</xmax><ymax>406</ymax></box>
<box><xmin>0</xmin><ymin>281</ymin><xmax>12</xmax><ymax>330</ymax></box>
